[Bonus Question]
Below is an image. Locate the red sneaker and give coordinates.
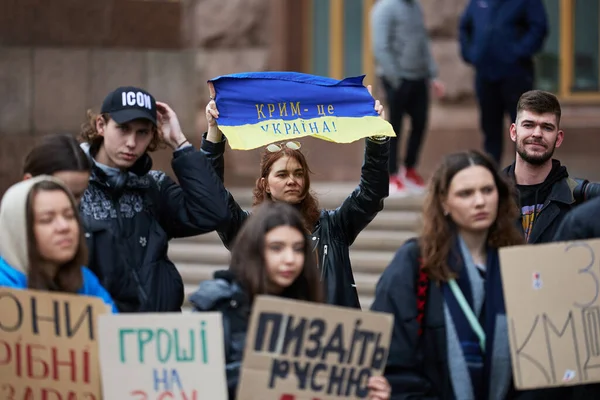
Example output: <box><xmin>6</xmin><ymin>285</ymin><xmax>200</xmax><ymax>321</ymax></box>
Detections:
<box><xmin>402</xmin><ymin>168</ymin><xmax>426</xmax><ymax>192</ymax></box>
<box><xmin>389</xmin><ymin>175</ymin><xmax>409</xmax><ymax>196</ymax></box>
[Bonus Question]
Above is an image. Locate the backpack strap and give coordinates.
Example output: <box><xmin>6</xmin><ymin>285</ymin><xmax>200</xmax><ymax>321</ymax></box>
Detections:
<box><xmin>416</xmin><ymin>257</ymin><xmax>429</xmax><ymax>337</ymax></box>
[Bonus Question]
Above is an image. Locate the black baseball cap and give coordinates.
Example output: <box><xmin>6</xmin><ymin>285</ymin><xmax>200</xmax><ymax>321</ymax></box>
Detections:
<box><xmin>101</xmin><ymin>86</ymin><xmax>157</xmax><ymax>125</ymax></box>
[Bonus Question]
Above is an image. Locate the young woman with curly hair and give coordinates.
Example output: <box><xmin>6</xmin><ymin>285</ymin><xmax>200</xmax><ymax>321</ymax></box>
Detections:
<box><xmin>200</xmin><ymin>86</ymin><xmax>390</xmax><ymax>309</ymax></box>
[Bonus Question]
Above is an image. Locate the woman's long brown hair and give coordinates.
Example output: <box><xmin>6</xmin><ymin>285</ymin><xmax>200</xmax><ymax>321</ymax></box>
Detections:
<box><xmin>26</xmin><ymin>181</ymin><xmax>87</xmax><ymax>292</ymax></box>
<box><xmin>252</xmin><ymin>143</ymin><xmax>320</xmax><ymax>232</ymax></box>
<box><xmin>229</xmin><ymin>202</ymin><xmax>324</xmax><ymax>305</ymax></box>
<box><xmin>419</xmin><ymin>150</ymin><xmax>524</xmax><ymax>282</ymax></box>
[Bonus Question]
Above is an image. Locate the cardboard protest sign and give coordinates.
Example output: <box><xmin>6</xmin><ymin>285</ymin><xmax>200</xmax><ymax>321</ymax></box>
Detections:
<box><xmin>98</xmin><ymin>313</ymin><xmax>227</xmax><ymax>399</ymax></box>
<box><xmin>500</xmin><ymin>238</ymin><xmax>600</xmax><ymax>389</ymax></box>
<box><xmin>0</xmin><ymin>287</ymin><xmax>107</xmax><ymax>399</ymax></box>
<box><xmin>237</xmin><ymin>296</ymin><xmax>394</xmax><ymax>400</ymax></box>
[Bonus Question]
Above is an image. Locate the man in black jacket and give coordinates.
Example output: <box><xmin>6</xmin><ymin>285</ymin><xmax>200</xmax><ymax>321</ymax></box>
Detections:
<box><xmin>554</xmin><ymin>196</ymin><xmax>600</xmax><ymax>241</ymax></box>
<box><xmin>503</xmin><ymin>90</ymin><xmax>582</xmax><ymax>244</ymax></box>
<box><xmin>79</xmin><ymin>86</ymin><xmax>230</xmax><ymax>312</ymax></box>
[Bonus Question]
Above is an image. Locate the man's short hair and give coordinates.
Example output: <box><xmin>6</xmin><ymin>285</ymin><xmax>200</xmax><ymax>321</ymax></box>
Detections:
<box><xmin>516</xmin><ymin>90</ymin><xmax>562</xmax><ymax>126</ymax></box>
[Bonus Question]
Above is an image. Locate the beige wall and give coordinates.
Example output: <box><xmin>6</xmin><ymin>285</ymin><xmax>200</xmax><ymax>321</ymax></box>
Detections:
<box><xmin>0</xmin><ymin>0</ymin><xmax>274</xmax><ymax>194</ymax></box>
<box><xmin>1</xmin><ymin>0</ymin><xmax>599</xmax><ymax>196</ymax></box>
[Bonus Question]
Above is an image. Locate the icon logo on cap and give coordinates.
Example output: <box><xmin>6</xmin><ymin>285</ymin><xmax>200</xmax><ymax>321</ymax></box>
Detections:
<box><xmin>122</xmin><ymin>91</ymin><xmax>153</xmax><ymax>110</ymax></box>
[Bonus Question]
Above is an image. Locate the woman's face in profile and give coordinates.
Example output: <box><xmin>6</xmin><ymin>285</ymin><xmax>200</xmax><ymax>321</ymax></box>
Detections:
<box><xmin>32</xmin><ymin>189</ymin><xmax>80</xmax><ymax>266</ymax></box>
<box><xmin>263</xmin><ymin>225</ymin><xmax>305</xmax><ymax>293</ymax></box>
<box><xmin>443</xmin><ymin>165</ymin><xmax>499</xmax><ymax>234</ymax></box>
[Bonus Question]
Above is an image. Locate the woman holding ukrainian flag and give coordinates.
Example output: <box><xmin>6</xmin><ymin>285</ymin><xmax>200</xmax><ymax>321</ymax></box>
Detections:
<box><xmin>199</xmin><ymin>71</ymin><xmax>393</xmax><ymax>309</ymax></box>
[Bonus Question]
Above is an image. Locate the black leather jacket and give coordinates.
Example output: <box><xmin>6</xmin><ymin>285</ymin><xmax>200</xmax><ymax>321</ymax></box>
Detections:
<box><xmin>200</xmin><ymin>135</ymin><xmax>390</xmax><ymax>309</ymax></box>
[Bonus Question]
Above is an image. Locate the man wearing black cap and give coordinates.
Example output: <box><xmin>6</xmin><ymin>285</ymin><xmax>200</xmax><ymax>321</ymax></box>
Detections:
<box><xmin>79</xmin><ymin>86</ymin><xmax>230</xmax><ymax>313</ymax></box>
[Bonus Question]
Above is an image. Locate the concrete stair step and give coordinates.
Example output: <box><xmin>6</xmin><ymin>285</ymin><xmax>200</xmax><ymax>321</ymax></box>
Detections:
<box><xmin>178</xmin><ymin>263</ymin><xmax>224</xmax><ymax>283</ymax></box>
<box><xmin>173</xmin><ymin>229</ymin><xmax>413</xmax><ymax>254</ymax></box>
<box><xmin>349</xmin><ymin>250</ymin><xmax>395</xmax><ymax>274</ymax></box>
<box><xmin>169</xmin><ymin>243</ymin><xmax>231</xmax><ymax>265</ymax></box>
<box><xmin>354</xmin><ymin>272</ymin><xmax>380</xmax><ymax>297</ymax></box>
<box><xmin>369</xmin><ymin>210</ymin><xmax>421</xmax><ymax>231</ymax></box>
<box><xmin>360</xmin><ymin>296</ymin><xmax>374</xmax><ymax>310</ymax></box>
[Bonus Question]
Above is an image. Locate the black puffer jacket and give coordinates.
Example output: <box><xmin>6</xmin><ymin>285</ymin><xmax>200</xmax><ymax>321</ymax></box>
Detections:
<box><xmin>80</xmin><ymin>145</ymin><xmax>231</xmax><ymax>312</ymax></box>
<box><xmin>200</xmin><ymin>135</ymin><xmax>390</xmax><ymax>309</ymax></box>
<box><xmin>189</xmin><ymin>270</ymin><xmax>250</xmax><ymax>400</ymax></box>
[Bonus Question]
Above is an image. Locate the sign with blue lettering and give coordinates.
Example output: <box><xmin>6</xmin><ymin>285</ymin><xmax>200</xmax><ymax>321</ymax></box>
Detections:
<box><xmin>97</xmin><ymin>313</ymin><xmax>227</xmax><ymax>399</ymax></box>
<box><xmin>237</xmin><ymin>296</ymin><xmax>394</xmax><ymax>399</ymax></box>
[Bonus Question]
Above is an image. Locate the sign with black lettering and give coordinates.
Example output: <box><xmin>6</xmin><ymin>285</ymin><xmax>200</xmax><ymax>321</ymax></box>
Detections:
<box><xmin>500</xmin><ymin>239</ymin><xmax>600</xmax><ymax>389</ymax></box>
<box><xmin>237</xmin><ymin>296</ymin><xmax>394</xmax><ymax>400</ymax></box>
<box><xmin>0</xmin><ymin>288</ymin><xmax>108</xmax><ymax>399</ymax></box>
<box><xmin>97</xmin><ymin>313</ymin><xmax>228</xmax><ymax>399</ymax></box>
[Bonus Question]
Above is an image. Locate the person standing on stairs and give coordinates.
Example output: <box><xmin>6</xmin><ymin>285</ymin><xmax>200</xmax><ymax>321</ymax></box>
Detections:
<box><xmin>200</xmin><ymin>85</ymin><xmax>390</xmax><ymax>310</ymax></box>
<box><xmin>370</xmin><ymin>0</ymin><xmax>445</xmax><ymax>196</ymax></box>
<box><xmin>459</xmin><ymin>0</ymin><xmax>548</xmax><ymax>165</ymax></box>
<box><xmin>78</xmin><ymin>86</ymin><xmax>231</xmax><ymax>313</ymax></box>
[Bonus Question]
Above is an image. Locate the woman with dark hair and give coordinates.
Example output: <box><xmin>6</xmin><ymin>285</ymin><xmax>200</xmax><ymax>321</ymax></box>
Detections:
<box><xmin>189</xmin><ymin>201</ymin><xmax>390</xmax><ymax>400</ymax></box>
<box><xmin>201</xmin><ymin>86</ymin><xmax>390</xmax><ymax>309</ymax></box>
<box><xmin>371</xmin><ymin>150</ymin><xmax>526</xmax><ymax>399</ymax></box>
<box><xmin>23</xmin><ymin>133</ymin><xmax>92</xmax><ymax>205</ymax></box>
<box><xmin>0</xmin><ymin>176</ymin><xmax>117</xmax><ymax>312</ymax></box>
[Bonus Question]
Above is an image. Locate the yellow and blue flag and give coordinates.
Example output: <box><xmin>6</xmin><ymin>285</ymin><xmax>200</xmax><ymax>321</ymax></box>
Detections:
<box><xmin>208</xmin><ymin>72</ymin><xmax>395</xmax><ymax>150</ymax></box>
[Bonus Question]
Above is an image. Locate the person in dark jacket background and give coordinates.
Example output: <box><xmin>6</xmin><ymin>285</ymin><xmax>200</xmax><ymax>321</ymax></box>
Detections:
<box><xmin>23</xmin><ymin>133</ymin><xmax>92</xmax><ymax>206</ymax></box>
<box><xmin>554</xmin><ymin>196</ymin><xmax>600</xmax><ymax>242</ymax></box>
<box><xmin>460</xmin><ymin>0</ymin><xmax>548</xmax><ymax>164</ymax></box>
<box><xmin>201</xmin><ymin>85</ymin><xmax>389</xmax><ymax>309</ymax></box>
<box><xmin>189</xmin><ymin>202</ymin><xmax>391</xmax><ymax>400</ymax></box>
<box><xmin>371</xmin><ymin>150</ymin><xmax>530</xmax><ymax>399</ymax></box>
<box><xmin>78</xmin><ymin>86</ymin><xmax>230</xmax><ymax>313</ymax></box>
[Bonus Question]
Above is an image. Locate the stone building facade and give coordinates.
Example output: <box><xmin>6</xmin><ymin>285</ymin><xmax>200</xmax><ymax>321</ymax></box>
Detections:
<box><xmin>0</xmin><ymin>0</ymin><xmax>598</xmax><ymax>195</ymax></box>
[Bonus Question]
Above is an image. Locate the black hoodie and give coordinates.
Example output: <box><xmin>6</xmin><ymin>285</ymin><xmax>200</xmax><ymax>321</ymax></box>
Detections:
<box><xmin>504</xmin><ymin>160</ymin><xmax>575</xmax><ymax>244</ymax></box>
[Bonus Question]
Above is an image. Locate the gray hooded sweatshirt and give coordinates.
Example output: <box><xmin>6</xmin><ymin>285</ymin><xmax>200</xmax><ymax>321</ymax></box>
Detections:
<box><xmin>370</xmin><ymin>0</ymin><xmax>438</xmax><ymax>88</ymax></box>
